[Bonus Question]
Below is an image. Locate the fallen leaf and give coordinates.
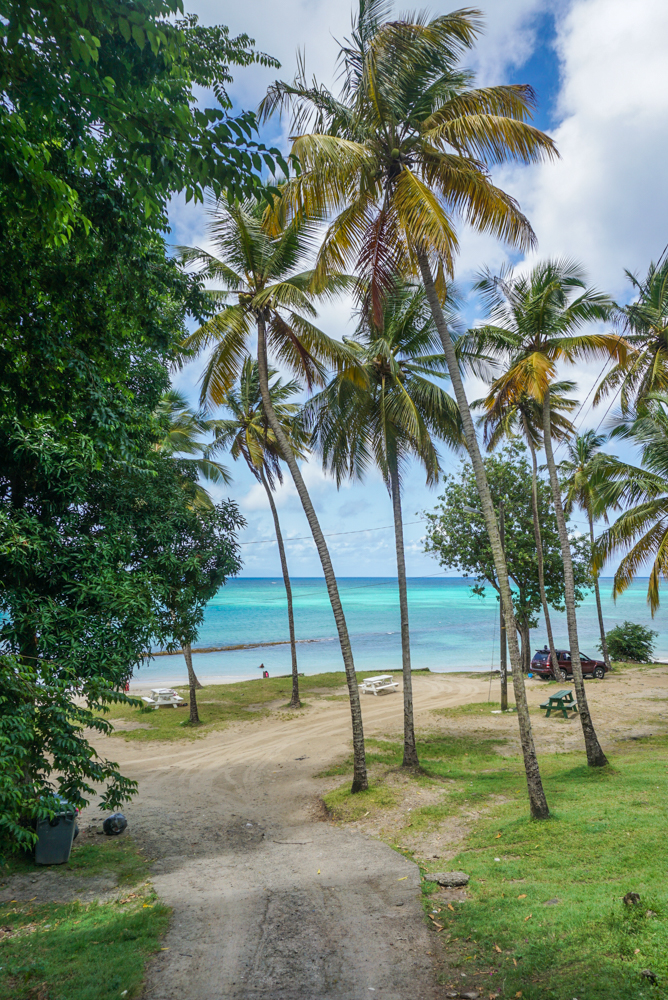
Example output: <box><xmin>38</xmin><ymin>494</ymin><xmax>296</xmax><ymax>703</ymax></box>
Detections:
<box><xmin>397</xmin><ymin>876</ymin><xmax>408</xmax><ymax>881</ymax></box>
<box><xmin>447</xmin><ymin>903</ymin><xmax>455</xmax><ymax>911</ymax></box>
<box><xmin>513</xmin><ymin>958</ymin><xmax>517</xmax><ymax>966</ymax></box>
<box><xmin>517</xmin><ymin>894</ymin><xmax>527</xmax><ymax>899</ymax></box>
<box><xmin>515</xmin><ymin>992</ymin><xmax>523</xmax><ymax>998</ymax></box>
<box><xmin>143</xmin><ymin>904</ymin><xmax>153</xmax><ymax>909</ymax></box>
<box><xmin>495</xmin><ymin>833</ymin><xmax>502</xmax><ymax>839</ymax></box>
<box><xmin>317</xmin><ymin>870</ymin><xmax>320</xmax><ymax>875</ymax></box>
<box><xmin>160</xmin><ymin>947</ymin><xmax>169</xmax><ymax>951</ymax></box>
<box><xmin>494</xmin><ymin>944</ymin><xmax>502</xmax><ymax>953</ymax></box>
<box><xmin>28</xmin><ymin>897</ymin><xmax>37</xmax><ymax>901</ymax></box>
<box><xmin>635</xmin><ymin>948</ymin><xmax>641</xmax><ymax>954</ymax></box>
<box><xmin>524</xmin><ymin>913</ymin><xmax>532</xmax><ymax>921</ymax></box>
<box><xmin>363</xmin><ymin>811</ymin><xmax>369</xmax><ymax>817</ymax></box>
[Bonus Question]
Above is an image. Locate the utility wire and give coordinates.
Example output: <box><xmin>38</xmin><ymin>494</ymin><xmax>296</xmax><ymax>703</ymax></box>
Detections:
<box><xmin>239</xmin><ymin>519</ymin><xmax>424</xmax><ymax>546</ymax></box>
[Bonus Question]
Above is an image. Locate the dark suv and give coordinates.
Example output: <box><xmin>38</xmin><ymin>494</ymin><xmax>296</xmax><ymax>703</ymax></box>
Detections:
<box><xmin>531</xmin><ymin>647</ymin><xmax>608</xmax><ymax>680</ymax></box>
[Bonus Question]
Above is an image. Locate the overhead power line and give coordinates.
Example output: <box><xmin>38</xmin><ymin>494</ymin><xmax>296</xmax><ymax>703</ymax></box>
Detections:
<box><xmin>239</xmin><ymin>519</ymin><xmax>424</xmax><ymax>546</ymax></box>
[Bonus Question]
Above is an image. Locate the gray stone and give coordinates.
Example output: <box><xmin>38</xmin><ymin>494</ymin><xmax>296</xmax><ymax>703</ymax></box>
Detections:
<box><xmin>423</xmin><ymin>871</ymin><xmax>469</xmax><ymax>887</ymax></box>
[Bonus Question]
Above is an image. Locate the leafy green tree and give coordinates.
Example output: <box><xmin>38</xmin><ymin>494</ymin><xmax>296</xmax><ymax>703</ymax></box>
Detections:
<box><xmin>559</xmin><ymin>430</ymin><xmax>620</xmax><ymax>670</ymax></box>
<box><xmin>471</xmin><ymin>259</ymin><xmax>623</xmax><ymax>769</ymax></box>
<box><xmin>0</xmin><ymin>452</ymin><xmax>243</xmax><ymax>849</ymax></box>
<box><xmin>211</xmin><ymin>358</ymin><xmax>309</xmax><ymax>709</ymax></box>
<box><xmin>600</xmin><ymin>622</ymin><xmax>658</xmax><ymax>664</ymax></box>
<box><xmin>594</xmin><ymin>394</ymin><xmax>668</xmax><ymax>613</ymax></box>
<box><xmin>0</xmin><ymin>1</ymin><xmax>286</xmax><ymax>241</ymax></box>
<box><xmin>475</xmin><ymin>383</ymin><xmax>577</xmax><ymax>681</ymax></box>
<box><xmin>595</xmin><ymin>257</ymin><xmax>668</xmax><ymax>413</ymax></box>
<box><xmin>179</xmin><ymin>196</ymin><xmax>370</xmax><ymax>792</ymax></box>
<box><xmin>424</xmin><ymin>443</ymin><xmax>591</xmax><ymax>673</ymax></box>
<box><xmin>306</xmin><ymin>283</ymin><xmax>463</xmax><ymax>766</ymax></box>
<box><xmin>261</xmin><ymin>0</ymin><xmax>560</xmax><ymax>817</ymax></box>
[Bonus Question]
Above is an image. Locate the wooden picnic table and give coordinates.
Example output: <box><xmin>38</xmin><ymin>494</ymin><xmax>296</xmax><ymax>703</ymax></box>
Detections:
<box><xmin>358</xmin><ymin>674</ymin><xmax>399</xmax><ymax>696</ymax></box>
<box><xmin>540</xmin><ymin>688</ymin><xmax>578</xmax><ymax>719</ymax></box>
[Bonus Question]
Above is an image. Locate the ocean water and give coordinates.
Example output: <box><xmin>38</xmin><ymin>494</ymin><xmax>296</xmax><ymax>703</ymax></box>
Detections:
<box><xmin>134</xmin><ymin>576</ymin><xmax>668</xmax><ymax>687</ymax></box>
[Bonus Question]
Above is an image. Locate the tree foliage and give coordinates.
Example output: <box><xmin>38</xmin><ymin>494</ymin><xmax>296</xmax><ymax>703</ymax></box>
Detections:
<box><xmin>424</xmin><ymin>443</ymin><xmax>591</xmax><ymax>639</ymax></box>
<box><xmin>0</xmin><ymin>0</ymin><xmax>287</xmax><ymax>241</ymax></box>
<box><xmin>600</xmin><ymin>621</ymin><xmax>658</xmax><ymax>664</ymax></box>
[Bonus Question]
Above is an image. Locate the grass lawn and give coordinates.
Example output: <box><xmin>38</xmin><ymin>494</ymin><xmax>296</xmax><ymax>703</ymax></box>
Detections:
<box><xmin>105</xmin><ymin>670</ymin><xmax>405</xmax><ymax>741</ymax></box>
<box><xmin>0</xmin><ymin>836</ymin><xmax>169</xmax><ymax>1000</ymax></box>
<box><xmin>324</xmin><ymin>729</ymin><xmax>668</xmax><ymax>999</ymax></box>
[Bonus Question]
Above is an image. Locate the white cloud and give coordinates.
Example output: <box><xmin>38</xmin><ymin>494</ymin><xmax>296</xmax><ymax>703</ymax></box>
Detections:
<box><xmin>515</xmin><ymin>0</ymin><xmax>668</xmax><ymax>297</ymax></box>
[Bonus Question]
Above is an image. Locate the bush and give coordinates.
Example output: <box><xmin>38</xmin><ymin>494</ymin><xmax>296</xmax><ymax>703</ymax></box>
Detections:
<box><xmin>600</xmin><ymin>621</ymin><xmax>658</xmax><ymax>663</ymax></box>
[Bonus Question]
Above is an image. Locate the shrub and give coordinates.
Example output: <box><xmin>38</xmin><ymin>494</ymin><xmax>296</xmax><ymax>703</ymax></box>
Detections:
<box><xmin>600</xmin><ymin>621</ymin><xmax>658</xmax><ymax>663</ymax></box>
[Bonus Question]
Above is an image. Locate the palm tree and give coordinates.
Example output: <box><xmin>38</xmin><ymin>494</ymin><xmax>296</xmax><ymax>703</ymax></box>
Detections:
<box><xmin>306</xmin><ymin>283</ymin><xmax>463</xmax><ymax>767</ymax></box>
<box><xmin>211</xmin><ymin>358</ymin><xmax>309</xmax><ymax>708</ymax></box>
<box><xmin>261</xmin><ymin>1</ymin><xmax>559</xmax><ymax>818</ymax></box>
<box><xmin>595</xmin><ymin>256</ymin><xmax>668</xmax><ymax>413</ymax></box>
<box><xmin>476</xmin><ymin>383</ymin><xmax>578</xmax><ymax>682</ymax></box>
<box><xmin>471</xmin><ymin>258</ymin><xmax>626</xmax><ymax>768</ymax></box>
<box><xmin>559</xmin><ymin>431</ymin><xmax>620</xmax><ymax>670</ymax></box>
<box><xmin>178</xmin><ymin>197</ymin><xmax>369</xmax><ymax>791</ymax></box>
<box><xmin>594</xmin><ymin>394</ymin><xmax>668</xmax><ymax>614</ymax></box>
<box><xmin>155</xmin><ymin>390</ymin><xmax>232</xmax><ymax>723</ymax></box>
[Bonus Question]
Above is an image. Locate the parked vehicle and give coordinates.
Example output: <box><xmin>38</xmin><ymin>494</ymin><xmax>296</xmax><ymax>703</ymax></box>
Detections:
<box><xmin>531</xmin><ymin>647</ymin><xmax>608</xmax><ymax>680</ymax></box>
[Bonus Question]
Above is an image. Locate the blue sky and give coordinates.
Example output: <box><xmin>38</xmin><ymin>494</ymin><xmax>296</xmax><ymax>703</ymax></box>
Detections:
<box><xmin>168</xmin><ymin>0</ymin><xmax>668</xmax><ymax>578</ymax></box>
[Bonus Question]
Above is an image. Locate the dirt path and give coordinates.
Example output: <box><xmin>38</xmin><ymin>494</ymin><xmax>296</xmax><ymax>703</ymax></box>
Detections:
<box><xmin>88</xmin><ymin>676</ymin><xmax>485</xmax><ymax>1000</ymax></box>
<box><xmin>77</xmin><ymin>667</ymin><xmax>667</xmax><ymax>999</ymax></box>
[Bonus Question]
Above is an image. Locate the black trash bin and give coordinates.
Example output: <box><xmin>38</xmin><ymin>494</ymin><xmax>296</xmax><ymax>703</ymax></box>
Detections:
<box><xmin>35</xmin><ymin>799</ymin><xmax>77</xmax><ymax>865</ymax></box>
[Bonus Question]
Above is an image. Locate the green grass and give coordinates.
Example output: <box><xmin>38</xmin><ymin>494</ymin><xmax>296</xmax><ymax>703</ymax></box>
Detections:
<box><xmin>0</xmin><ymin>838</ymin><xmax>169</xmax><ymax>1000</ymax></box>
<box><xmin>324</xmin><ymin>723</ymin><xmax>668</xmax><ymax>999</ymax></box>
<box><xmin>106</xmin><ymin>671</ymin><xmax>394</xmax><ymax>741</ymax></box>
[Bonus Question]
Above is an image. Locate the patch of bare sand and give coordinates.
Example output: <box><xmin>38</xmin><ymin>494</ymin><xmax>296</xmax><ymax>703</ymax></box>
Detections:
<box><xmin>80</xmin><ymin>666</ymin><xmax>666</xmax><ymax>999</ymax></box>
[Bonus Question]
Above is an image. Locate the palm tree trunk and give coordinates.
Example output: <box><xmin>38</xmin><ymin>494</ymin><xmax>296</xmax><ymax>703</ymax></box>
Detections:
<box><xmin>418</xmin><ymin>252</ymin><xmax>549</xmax><ymax>818</ymax></box>
<box><xmin>256</xmin><ymin>315</ymin><xmax>367</xmax><ymax>791</ymax></box>
<box><xmin>388</xmin><ymin>451</ymin><xmax>419</xmax><ymax>767</ymax></box>
<box><xmin>589</xmin><ymin>510</ymin><xmax>611</xmax><ymax>671</ymax></box>
<box><xmin>259</xmin><ymin>466</ymin><xmax>301</xmax><ymax>708</ymax></box>
<box><xmin>498</xmin><ymin>501</ymin><xmax>508</xmax><ymax>711</ymax></box>
<box><xmin>542</xmin><ymin>394</ymin><xmax>608</xmax><ymax>766</ymax></box>
<box><xmin>523</xmin><ymin>420</ymin><xmax>562</xmax><ymax>680</ymax></box>
<box><xmin>183</xmin><ymin>642</ymin><xmax>201</xmax><ymax>724</ymax></box>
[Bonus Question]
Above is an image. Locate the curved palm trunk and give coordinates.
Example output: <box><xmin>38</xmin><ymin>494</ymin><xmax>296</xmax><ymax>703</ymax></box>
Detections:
<box><xmin>523</xmin><ymin>420</ymin><xmax>561</xmax><ymax>680</ymax></box>
<box><xmin>183</xmin><ymin>642</ymin><xmax>201</xmax><ymax>724</ymax></box>
<box><xmin>589</xmin><ymin>510</ymin><xmax>611</xmax><ymax>671</ymax></box>
<box><xmin>388</xmin><ymin>452</ymin><xmax>419</xmax><ymax>767</ymax></box>
<box><xmin>498</xmin><ymin>502</ymin><xmax>508</xmax><ymax>711</ymax></box>
<box><xmin>418</xmin><ymin>252</ymin><xmax>549</xmax><ymax>818</ymax></box>
<box><xmin>256</xmin><ymin>316</ymin><xmax>367</xmax><ymax>791</ymax></box>
<box><xmin>542</xmin><ymin>394</ymin><xmax>608</xmax><ymax>767</ymax></box>
<box><xmin>259</xmin><ymin>466</ymin><xmax>301</xmax><ymax>708</ymax></box>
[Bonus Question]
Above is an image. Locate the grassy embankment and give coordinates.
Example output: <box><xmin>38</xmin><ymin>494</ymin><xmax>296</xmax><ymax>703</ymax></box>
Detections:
<box><xmin>323</xmin><ymin>688</ymin><xmax>668</xmax><ymax>998</ymax></box>
<box><xmin>0</xmin><ymin>835</ymin><xmax>169</xmax><ymax>1000</ymax></box>
<box><xmin>103</xmin><ymin>670</ymin><xmax>421</xmax><ymax>741</ymax></box>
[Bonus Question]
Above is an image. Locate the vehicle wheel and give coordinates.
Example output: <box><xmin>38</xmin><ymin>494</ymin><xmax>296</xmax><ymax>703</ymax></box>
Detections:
<box><xmin>554</xmin><ymin>667</ymin><xmax>567</xmax><ymax>682</ymax></box>
<box><xmin>594</xmin><ymin>666</ymin><xmax>605</xmax><ymax>679</ymax></box>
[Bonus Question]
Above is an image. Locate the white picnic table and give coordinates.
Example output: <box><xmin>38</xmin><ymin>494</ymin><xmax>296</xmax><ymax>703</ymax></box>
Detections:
<box><xmin>141</xmin><ymin>688</ymin><xmax>186</xmax><ymax>709</ymax></box>
<box><xmin>358</xmin><ymin>674</ymin><xmax>399</xmax><ymax>696</ymax></box>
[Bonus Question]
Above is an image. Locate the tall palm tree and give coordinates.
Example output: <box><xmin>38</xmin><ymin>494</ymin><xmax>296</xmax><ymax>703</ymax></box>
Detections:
<box><xmin>471</xmin><ymin>258</ymin><xmax>626</xmax><ymax>768</ymax></box>
<box><xmin>155</xmin><ymin>389</ymin><xmax>232</xmax><ymax>722</ymax></box>
<box><xmin>559</xmin><ymin>430</ymin><xmax>620</xmax><ymax>670</ymax></box>
<box><xmin>211</xmin><ymin>358</ymin><xmax>309</xmax><ymax>709</ymax></box>
<box><xmin>594</xmin><ymin>394</ymin><xmax>668</xmax><ymax>614</ymax></box>
<box><xmin>475</xmin><ymin>383</ymin><xmax>577</xmax><ymax>682</ymax></box>
<box><xmin>306</xmin><ymin>283</ymin><xmax>464</xmax><ymax>767</ymax></box>
<box><xmin>178</xmin><ymin>197</ymin><xmax>369</xmax><ymax>791</ymax></box>
<box><xmin>261</xmin><ymin>1</ymin><xmax>559</xmax><ymax>817</ymax></box>
<box><xmin>595</xmin><ymin>256</ymin><xmax>668</xmax><ymax>413</ymax></box>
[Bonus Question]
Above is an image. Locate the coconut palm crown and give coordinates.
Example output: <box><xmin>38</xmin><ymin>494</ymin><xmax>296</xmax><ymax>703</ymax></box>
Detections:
<box><xmin>594</xmin><ymin>394</ymin><xmax>668</xmax><ymax>614</ymax></box>
<box><xmin>259</xmin><ymin>2</ymin><xmax>558</xmax><ymax>323</ymax></box>
<box><xmin>178</xmin><ymin>196</ymin><xmax>353</xmax><ymax>402</ymax></box>
<box><xmin>595</xmin><ymin>257</ymin><xmax>668</xmax><ymax>413</ymax></box>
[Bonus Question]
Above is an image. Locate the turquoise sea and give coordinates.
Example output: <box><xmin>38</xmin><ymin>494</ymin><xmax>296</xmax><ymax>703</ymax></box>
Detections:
<box><xmin>134</xmin><ymin>577</ymin><xmax>668</xmax><ymax>687</ymax></box>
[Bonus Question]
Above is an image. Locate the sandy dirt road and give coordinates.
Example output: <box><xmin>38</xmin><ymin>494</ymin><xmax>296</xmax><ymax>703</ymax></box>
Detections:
<box><xmin>86</xmin><ymin>674</ymin><xmax>489</xmax><ymax>1000</ymax></box>
<box><xmin>76</xmin><ymin>667</ymin><xmax>667</xmax><ymax>998</ymax></box>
